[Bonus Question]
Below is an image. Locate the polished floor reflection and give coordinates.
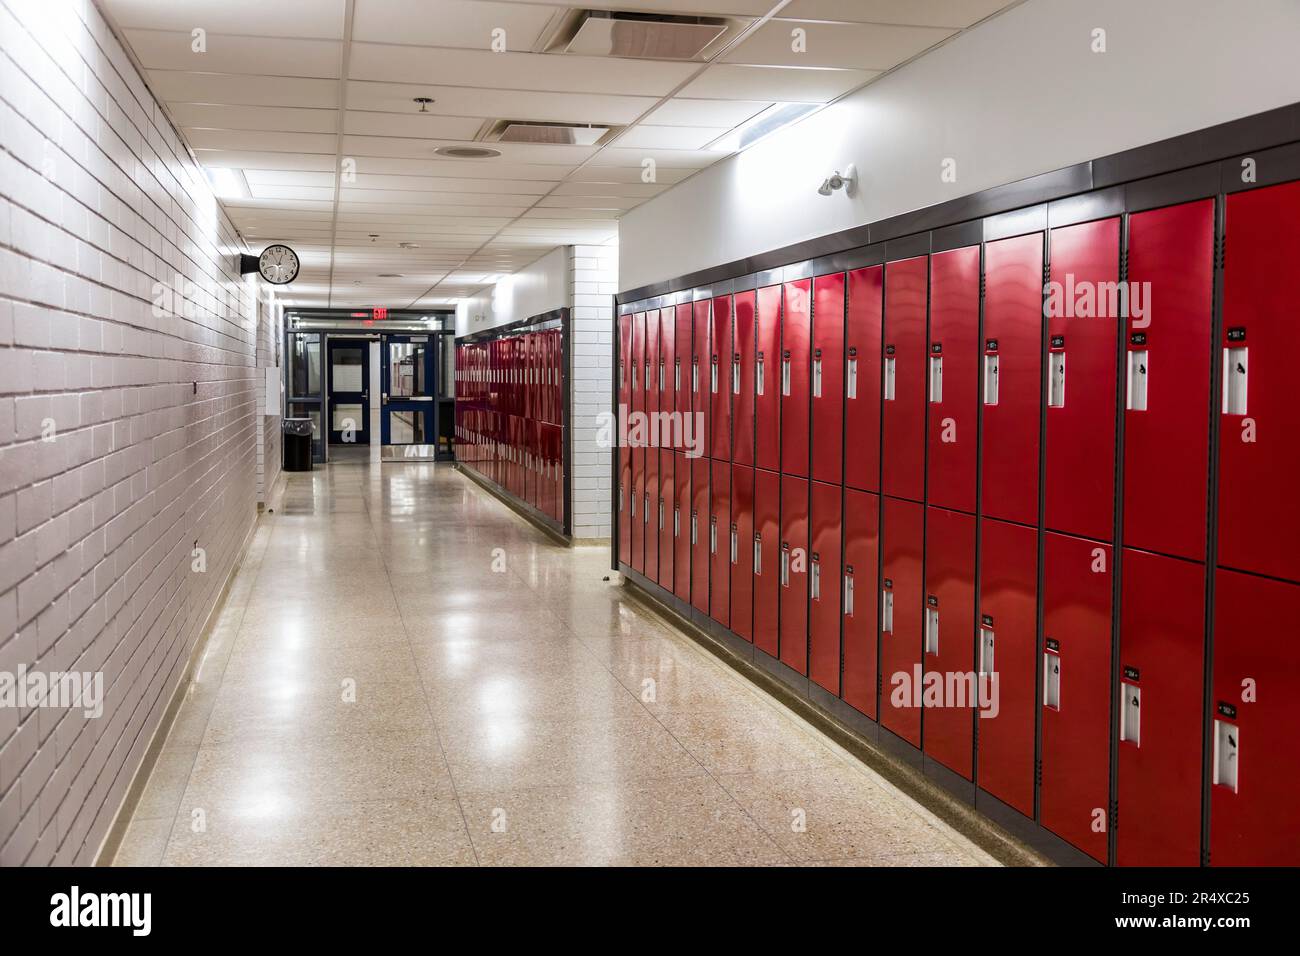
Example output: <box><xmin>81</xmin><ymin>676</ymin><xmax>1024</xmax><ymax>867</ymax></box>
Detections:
<box><xmin>113</xmin><ymin>459</ymin><xmax>1000</xmax><ymax>866</ymax></box>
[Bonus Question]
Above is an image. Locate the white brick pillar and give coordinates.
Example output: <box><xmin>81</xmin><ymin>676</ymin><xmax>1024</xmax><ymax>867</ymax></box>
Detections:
<box><xmin>566</xmin><ymin>243</ymin><xmax>618</xmax><ymax>540</ymax></box>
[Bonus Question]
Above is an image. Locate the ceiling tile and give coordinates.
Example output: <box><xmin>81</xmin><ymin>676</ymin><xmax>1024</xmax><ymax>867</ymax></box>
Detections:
<box><xmin>183</xmin><ymin>128</ymin><xmax>338</xmax><ymax>154</ymax></box>
<box><xmin>645</xmin><ymin>97</ymin><xmax>773</xmax><ymax>127</ymax></box>
<box><xmin>342</xmin><ymin>111</ymin><xmax>485</xmax><ymax>140</ymax></box>
<box><xmin>352</xmin><ymin>0</ymin><xmax>563</xmax><ymax>49</ymax></box>
<box><xmin>170</xmin><ymin>104</ymin><xmax>338</xmax><ymax>134</ymax></box>
<box><xmin>724</xmin><ymin>20</ymin><xmax>955</xmax><ymax>70</ymax></box>
<box><xmin>779</xmin><ymin>0</ymin><xmax>1013</xmax><ymax>28</ymax></box>
<box><xmin>345</xmin><ymin>81</ymin><xmax>657</xmax><ymax>124</ymax></box>
<box><xmin>680</xmin><ymin>64</ymin><xmax>879</xmax><ymax>101</ymax></box>
<box><xmin>616</xmin><ymin>125</ymin><xmax>729</xmax><ymax>149</ymax></box>
<box><xmin>104</xmin><ymin>0</ymin><xmax>346</xmax><ymax>39</ymax></box>
<box><xmin>123</xmin><ymin>30</ymin><xmax>342</xmax><ymax>77</ymax></box>
<box><xmin>149</xmin><ymin>71</ymin><xmax>340</xmax><ymax>108</ymax></box>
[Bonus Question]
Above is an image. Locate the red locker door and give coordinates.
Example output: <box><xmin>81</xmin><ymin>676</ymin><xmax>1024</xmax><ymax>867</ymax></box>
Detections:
<box><xmin>690</xmin><ymin>456</ymin><xmax>710</xmax><ymax>613</ymax></box>
<box><xmin>1040</xmin><ymin>531</ymin><xmax>1113</xmax><ymax>864</ymax></box>
<box><xmin>730</xmin><ymin>466</ymin><xmax>754</xmax><ymax>641</ymax></box>
<box><xmin>658</xmin><ymin>447</ymin><xmax>674</xmax><ymax>591</ymax></box>
<box><xmin>880</xmin><ymin>496</ymin><xmax>924</xmax><ymax>746</ymax></box>
<box><xmin>809</xmin><ymin>480</ymin><xmax>843</xmax><ymax>694</ymax></box>
<box><xmin>753</xmin><ymin>469</ymin><xmax>780</xmax><ymax>658</ymax></box>
<box><xmin>845</xmin><ymin>265</ymin><xmax>883</xmax><ymax>494</ymax></box>
<box><xmin>674</xmin><ymin>303</ymin><xmax>692</xmax><ymax>438</ymax></box>
<box><xmin>1218</xmin><ymin>180</ymin><xmax>1300</xmax><ymax>584</ymax></box>
<box><xmin>691</xmin><ymin>298</ymin><xmax>712</xmax><ymax>466</ymax></box>
<box><xmin>710</xmin><ymin>461</ymin><xmax>731</xmax><ymax>627</ymax></box>
<box><xmin>779</xmin><ymin>474</ymin><xmax>809</xmax><ymax>674</ymax></box>
<box><xmin>1124</xmin><ymin>199</ymin><xmax>1214</xmax><ymax>561</ymax></box>
<box><xmin>554</xmin><ymin>424</ymin><xmax>564</xmax><ymax>526</ymax></box>
<box><xmin>976</xmin><ymin>518</ymin><xmax>1038</xmax><ymax>817</ymax></box>
<box><xmin>673</xmin><ymin>450</ymin><xmax>691</xmax><ymax>603</ymax></box>
<box><xmin>710</xmin><ymin>294</ymin><xmax>732</xmax><ymax>461</ymax></box>
<box><xmin>755</xmin><ymin>286</ymin><xmax>782</xmax><ymax>472</ymax></box>
<box><xmin>923</xmin><ymin>507</ymin><xmax>976</xmax><ymax>780</ymax></box>
<box><xmin>630</xmin><ymin>313</ymin><xmax>646</xmax><ymax>573</ymax></box>
<box><xmin>646</xmin><ymin>308</ymin><xmax>661</xmax><ymax>446</ymax></box>
<box><xmin>618</xmin><ymin>315</ymin><xmax>632</xmax><ymax>567</ymax></box>
<box><xmin>842</xmin><ymin>489</ymin><xmax>880</xmax><ymax>718</ymax></box>
<box><xmin>811</xmin><ymin>273</ymin><xmax>845</xmax><ymax>485</ymax></box>
<box><xmin>882</xmin><ymin>256</ymin><xmax>927</xmax><ymax>503</ymax></box>
<box><xmin>659</xmin><ymin>308</ymin><xmax>675</xmax><ymax>455</ymax></box>
<box><xmin>1210</xmin><ymin>569</ymin><xmax>1300</xmax><ymax>865</ymax></box>
<box><xmin>1045</xmin><ymin>217</ymin><xmax>1120</xmax><ymax>542</ymax></box>
<box><xmin>781</xmin><ymin>279</ymin><xmax>812</xmax><ymax>479</ymax></box>
<box><xmin>927</xmin><ymin>246</ymin><xmax>979</xmax><ymax>514</ymax></box>
<box><xmin>982</xmin><ymin>233</ymin><xmax>1044</xmax><ymax>527</ymax></box>
<box><xmin>1116</xmin><ymin>549</ymin><xmax>1204</xmax><ymax>866</ymax></box>
<box><xmin>732</xmin><ymin>291</ymin><xmax>757</xmax><ymax>468</ymax></box>
<box><xmin>644</xmin><ymin>447</ymin><xmax>659</xmax><ymax>581</ymax></box>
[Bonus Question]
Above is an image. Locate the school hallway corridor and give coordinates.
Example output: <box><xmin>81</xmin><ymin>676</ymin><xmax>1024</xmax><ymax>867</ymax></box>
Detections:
<box><xmin>109</xmin><ymin>459</ymin><xmax>1001</xmax><ymax>867</ymax></box>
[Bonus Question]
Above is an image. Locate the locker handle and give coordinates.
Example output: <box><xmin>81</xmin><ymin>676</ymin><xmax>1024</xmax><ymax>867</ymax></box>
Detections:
<box><xmin>710</xmin><ymin>516</ymin><xmax>718</xmax><ymax>554</ymax></box>
<box><xmin>846</xmin><ymin>357</ymin><xmax>858</xmax><ymax>400</ymax></box>
<box><xmin>690</xmin><ymin>511</ymin><xmax>697</xmax><ymax>545</ymax></box>
<box><xmin>673</xmin><ymin>506</ymin><xmax>680</xmax><ymax>538</ymax></box>
<box><xmin>780</xmin><ymin>546</ymin><xmax>790</xmax><ymax>587</ymax></box>
<box><xmin>883</xmin><ymin>356</ymin><xmax>896</xmax><ymax>401</ymax></box>
<box><xmin>658</xmin><ymin>499</ymin><xmax>664</xmax><ymax>531</ymax></box>
<box><xmin>753</xmin><ymin>533</ymin><xmax>762</xmax><ymax>575</ymax></box>
<box><xmin>643</xmin><ymin>494</ymin><xmax>649</xmax><ymax>525</ymax></box>
<box><xmin>732</xmin><ymin>355</ymin><xmax>741</xmax><ymax>395</ymax></box>
<box><xmin>644</xmin><ymin>361</ymin><xmax>651</xmax><ymax>392</ymax></box>
<box><xmin>881</xmin><ymin>590</ymin><xmax>894</xmax><ymax>634</ymax></box>
<box><xmin>812</xmin><ymin>357</ymin><xmax>823</xmax><ymax>398</ymax></box>
<box><xmin>843</xmin><ymin>573</ymin><xmax>854</xmax><ymax>616</ymax></box>
<box><xmin>1213</xmin><ymin>719</ymin><xmax>1239</xmax><ymax>793</ymax></box>
<box><xmin>1044</xmin><ymin>651</ymin><xmax>1061</xmax><ymax>710</ymax></box>
<box><xmin>781</xmin><ymin>356</ymin><xmax>792</xmax><ymax>397</ymax></box>
<box><xmin>730</xmin><ymin>526</ymin><xmax>738</xmax><ymax>564</ymax></box>
<box><xmin>1120</xmin><ymin>683</ymin><xmax>1141</xmax><ymax>746</ymax></box>
<box><xmin>659</xmin><ymin>360</ymin><xmax>665</xmax><ymax>391</ymax></box>
<box><xmin>711</xmin><ymin>357</ymin><xmax>719</xmax><ymax>395</ymax></box>
<box><xmin>618</xmin><ymin>485</ymin><xmax>624</xmax><ymax>513</ymax></box>
<box><xmin>675</xmin><ymin>359</ymin><xmax>681</xmax><ymax>392</ymax></box>
<box><xmin>1048</xmin><ymin>351</ymin><xmax>1066</xmax><ymax>408</ymax></box>
<box><xmin>928</xmin><ymin>355</ymin><xmax>943</xmax><ymax>404</ymax></box>
<box><xmin>692</xmin><ymin>358</ymin><xmax>700</xmax><ymax>394</ymax></box>
<box><xmin>619</xmin><ymin>362</ymin><xmax>625</xmax><ymax>390</ymax></box>
<box><xmin>810</xmin><ymin>559</ymin><xmax>820</xmax><ymax>600</ymax></box>
<box><xmin>1127</xmin><ymin>350</ymin><xmax>1148</xmax><ymax>412</ymax></box>
<box><xmin>630</xmin><ymin>492</ymin><xmax>636</xmax><ymax>518</ymax></box>
<box><xmin>979</xmin><ymin>627</ymin><xmax>994</xmax><ymax>676</ymax></box>
<box><xmin>1222</xmin><ymin>346</ymin><xmax>1248</xmax><ymax>415</ymax></box>
<box><xmin>983</xmin><ymin>354</ymin><xmax>1000</xmax><ymax>406</ymax></box>
<box><xmin>756</xmin><ymin>356</ymin><xmax>765</xmax><ymax>396</ymax></box>
<box><xmin>924</xmin><ymin>605</ymin><xmax>939</xmax><ymax>655</ymax></box>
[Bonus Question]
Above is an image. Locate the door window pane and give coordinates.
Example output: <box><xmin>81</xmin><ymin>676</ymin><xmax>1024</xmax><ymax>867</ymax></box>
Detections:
<box><xmin>332</xmin><ymin>347</ymin><xmax>364</xmax><ymax>391</ymax></box>
<box><xmin>388</xmin><ymin>341</ymin><xmax>427</xmax><ymax>397</ymax></box>
<box><xmin>390</xmin><ymin>410</ymin><xmax>426</xmax><ymax>444</ymax></box>
<box><xmin>290</xmin><ymin>335</ymin><xmax>321</xmax><ymax>396</ymax></box>
<box><xmin>332</xmin><ymin>403</ymin><xmax>363</xmax><ymax>431</ymax></box>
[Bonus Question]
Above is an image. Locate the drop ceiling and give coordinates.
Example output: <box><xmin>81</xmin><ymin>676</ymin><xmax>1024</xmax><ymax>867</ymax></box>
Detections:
<box><xmin>100</xmin><ymin>0</ymin><xmax>1018</xmax><ymax>308</ymax></box>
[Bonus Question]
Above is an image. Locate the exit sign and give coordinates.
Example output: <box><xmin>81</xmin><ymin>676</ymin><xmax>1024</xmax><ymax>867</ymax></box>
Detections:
<box><xmin>372</xmin><ymin>307</ymin><xmax>388</xmax><ymax>321</ymax></box>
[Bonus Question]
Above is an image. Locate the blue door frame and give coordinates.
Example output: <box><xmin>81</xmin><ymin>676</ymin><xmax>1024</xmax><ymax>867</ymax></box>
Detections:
<box><xmin>381</xmin><ymin>333</ymin><xmax>437</xmax><ymax>447</ymax></box>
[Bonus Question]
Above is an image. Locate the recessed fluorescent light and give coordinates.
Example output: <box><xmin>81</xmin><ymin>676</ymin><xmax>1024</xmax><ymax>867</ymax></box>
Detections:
<box><xmin>204</xmin><ymin>166</ymin><xmax>251</xmax><ymax>200</ymax></box>
<box><xmin>708</xmin><ymin>103</ymin><xmax>821</xmax><ymax>154</ymax></box>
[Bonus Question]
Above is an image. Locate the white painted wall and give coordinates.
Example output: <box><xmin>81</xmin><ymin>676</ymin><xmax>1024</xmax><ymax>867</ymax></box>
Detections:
<box><xmin>619</xmin><ymin>0</ymin><xmax>1300</xmax><ymax>291</ymax></box>
<box><xmin>455</xmin><ymin>246</ymin><xmax>569</xmax><ymax>336</ymax></box>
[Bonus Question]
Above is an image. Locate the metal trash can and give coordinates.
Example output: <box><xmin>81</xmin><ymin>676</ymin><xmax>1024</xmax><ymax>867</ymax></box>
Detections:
<box><xmin>282</xmin><ymin>417</ymin><xmax>314</xmax><ymax>471</ymax></box>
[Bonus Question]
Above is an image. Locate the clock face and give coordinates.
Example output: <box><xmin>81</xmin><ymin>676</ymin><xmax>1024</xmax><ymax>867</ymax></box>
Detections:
<box><xmin>258</xmin><ymin>244</ymin><xmax>299</xmax><ymax>284</ymax></box>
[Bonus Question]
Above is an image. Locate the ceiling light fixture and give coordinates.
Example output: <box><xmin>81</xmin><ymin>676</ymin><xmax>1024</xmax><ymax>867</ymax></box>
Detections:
<box><xmin>818</xmin><ymin>164</ymin><xmax>857</xmax><ymax>197</ymax></box>
<box><xmin>708</xmin><ymin>103</ymin><xmax>821</xmax><ymax>155</ymax></box>
<box><xmin>204</xmin><ymin>166</ymin><xmax>251</xmax><ymax>200</ymax></box>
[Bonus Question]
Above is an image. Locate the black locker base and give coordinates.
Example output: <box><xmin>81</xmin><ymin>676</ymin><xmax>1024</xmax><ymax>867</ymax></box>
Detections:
<box><xmin>618</xmin><ymin>562</ymin><xmax>1101</xmax><ymax>867</ymax></box>
<box><xmin>454</xmin><ymin>463</ymin><xmax>569</xmax><ymax>542</ymax></box>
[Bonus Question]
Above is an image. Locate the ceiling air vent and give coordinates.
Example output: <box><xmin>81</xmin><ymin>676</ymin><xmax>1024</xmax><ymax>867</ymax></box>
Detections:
<box><xmin>562</xmin><ymin>10</ymin><xmax>728</xmax><ymax>60</ymax></box>
<box><xmin>484</xmin><ymin>120</ymin><xmax>617</xmax><ymax>147</ymax></box>
<box><xmin>434</xmin><ymin>146</ymin><xmax>501</xmax><ymax>159</ymax></box>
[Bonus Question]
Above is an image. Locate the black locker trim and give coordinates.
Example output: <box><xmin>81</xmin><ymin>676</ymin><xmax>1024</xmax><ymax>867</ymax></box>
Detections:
<box><xmin>931</xmin><ymin>220</ymin><xmax>983</xmax><ymax>254</ymax></box>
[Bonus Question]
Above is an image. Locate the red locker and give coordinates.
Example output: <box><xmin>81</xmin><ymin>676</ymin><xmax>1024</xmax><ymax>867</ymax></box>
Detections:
<box><xmin>644</xmin><ymin>446</ymin><xmax>659</xmax><ymax>582</ymax></box>
<box><xmin>732</xmin><ymin>291</ymin><xmax>757</xmax><ymax>468</ymax></box>
<box><xmin>809</xmin><ymin>480</ymin><xmax>843</xmax><ymax>694</ymax></box>
<box><xmin>923</xmin><ymin>507</ymin><xmax>976</xmax><ymax>780</ymax></box>
<box><xmin>781</xmin><ymin>279</ymin><xmax>812</xmax><ymax>478</ymax></box>
<box><xmin>842</xmin><ymin>488</ymin><xmax>880</xmax><ymax>719</ymax></box>
<box><xmin>710</xmin><ymin>461</ymin><xmax>731</xmax><ymax>627</ymax></box>
<box><xmin>982</xmin><ymin>233</ymin><xmax>1044</xmax><ymax>527</ymax></box>
<box><xmin>779</xmin><ymin>474</ymin><xmax>809</xmax><ymax>674</ymax></box>
<box><xmin>646</xmin><ymin>308</ymin><xmax>661</xmax><ymax>447</ymax></box>
<box><xmin>710</xmin><ymin>294</ymin><xmax>732</xmax><ymax>461</ymax></box>
<box><xmin>927</xmin><ymin>246</ymin><xmax>979</xmax><ymax>514</ymax></box>
<box><xmin>690</xmin><ymin>455</ymin><xmax>710</xmax><ymax>614</ymax></box>
<box><xmin>811</xmin><ymin>273</ymin><xmax>845</xmax><ymax>485</ymax></box>
<box><xmin>976</xmin><ymin>518</ymin><xmax>1038</xmax><ymax>817</ymax></box>
<box><xmin>753</xmin><ymin>469</ymin><xmax>781</xmax><ymax>658</ymax></box>
<box><xmin>755</xmin><ymin>286</ymin><xmax>782</xmax><ymax>472</ymax></box>
<box><xmin>1116</xmin><ymin>549</ymin><xmax>1204</xmax><ymax>867</ymax></box>
<box><xmin>674</xmin><ymin>303</ymin><xmax>692</xmax><ymax>434</ymax></box>
<box><xmin>658</xmin><ymin>447</ymin><xmax>674</xmax><ymax>591</ymax></box>
<box><xmin>618</xmin><ymin>316</ymin><xmax>632</xmax><ymax>567</ymax></box>
<box><xmin>1124</xmin><ymin>199</ymin><xmax>1214</xmax><ymax>561</ymax></box>
<box><xmin>1040</xmin><ymin>531</ymin><xmax>1113</xmax><ymax>864</ymax></box>
<box><xmin>730</xmin><ymin>466</ymin><xmax>754</xmax><ymax>642</ymax></box>
<box><xmin>845</xmin><ymin>265</ymin><xmax>883</xmax><ymax>494</ymax></box>
<box><xmin>673</xmin><ymin>450</ymin><xmax>691</xmax><ymax>603</ymax></box>
<box><xmin>691</xmin><ymin>298</ymin><xmax>712</xmax><ymax>467</ymax></box>
<box><xmin>1045</xmin><ymin>217</ymin><xmax>1120</xmax><ymax>542</ymax></box>
<box><xmin>880</xmin><ymin>497</ymin><xmax>924</xmax><ymax>746</ymax></box>
<box><xmin>882</xmin><ymin>256</ymin><xmax>928</xmax><ymax>503</ymax></box>
<box><xmin>659</xmin><ymin>308</ymin><xmax>676</xmax><ymax>455</ymax></box>
<box><xmin>630</xmin><ymin>313</ymin><xmax>646</xmax><ymax>574</ymax></box>
<box><xmin>1210</xmin><ymin>569</ymin><xmax>1300</xmax><ymax>865</ymax></box>
<box><xmin>1218</xmin><ymin>180</ymin><xmax>1300</xmax><ymax>584</ymax></box>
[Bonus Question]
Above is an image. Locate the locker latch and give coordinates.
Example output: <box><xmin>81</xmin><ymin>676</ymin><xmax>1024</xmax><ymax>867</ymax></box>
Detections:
<box><xmin>711</xmin><ymin>355</ymin><xmax>719</xmax><ymax>394</ymax></box>
<box><xmin>730</xmin><ymin>523</ymin><xmax>738</xmax><ymax>564</ymax></box>
<box><xmin>1044</xmin><ymin>647</ymin><xmax>1061</xmax><ymax>710</ymax></box>
<box><xmin>644</xmin><ymin>360</ymin><xmax>651</xmax><ymax>392</ymax></box>
<box><xmin>1048</xmin><ymin>349</ymin><xmax>1066</xmax><ymax>408</ymax></box>
<box><xmin>979</xmin><ymin>626</ymin><xmax>994</xmax><ymax>676</ymax></box>
<box><xmin>753</xmin><ymin>533</ymin><xmax>762</xmax><ymax>575</ymax></box>
<box><xmin>781</xmin><ymin>351</ymin><xmax>792</xmax><ymax>397</ymax></box>
<box><xmin>658</xmin><ymin>498</ymin><xmax>664</xmax><ymax>531</ymax></box>
<box><xmin>810</xmin><ymin>555</ymin><xmax>821</xmax><ymax>600</ymax></box>
<box><xmin>732</xmin><ymin>353</ymin><xmax>741</xmax><ymax>395</ymax></box>
<box><xmin>983</xmin><ymin>354</ymin><xmax>999</xmax><ymax>405</ymax></box>
<box><xmin>924</xmin><ymin>600</ymin><xmax>940</xmax><ymax>655</ymax></box>
<box><xmin>1120</xmin><ymin>680</ymin><xmax>1141</xmax><ymax>746</ymax></box>
<box><xmin>710</xmin><ymin>515</ymin><xmax>718</xmax><ymax>554</ymax></box>
<box><xmin>690</xmin><ymin>510</ymin><xmax>698</xmax><ymax>545</ymax></box>
<box><xmin>780</xmin><ymin>543</ymin><xmax>791</xmax><ymax>587</ymax></box>
<box><xmin>1127</xmin><ymin>349</ymin><xmax>1148</xmax><ymax>411</ymax></box>
<box><xmin>674</xmin><ymin>358</ymin><xmax>681</xmax><ymax>392</ymax></box>
<box><xmin>812</xmin><ymin>349</ymin><xmax>823</xmax><ymax>398</ymax></box>
<box><xmin>846</xmin><ymin>350</ymin><xmax>858</xmax><ymax>400</ymax></box>
<box><xmin>658</xmin><ymin>359</ymin><xmax>665</xmax><ymax>391</ymax></box>
<box><xmin>883</xmin><ymin>352</ymin><xmax>897</xmax><ymax>401</ymax></box>
<box><xmin>692</xmin><ymin>357</ymin><xmax>700</xmax><ymax>394</ymax></box>
<box><xmin>618</xmin><ymin>485</ymin><xmax>624</xmax><ymax>512</ymax></box>
<box><xmin>1223</xmin><ymin>344</ymin><xmax>1248</xmax><ymax>415</ymax></box>
<box><xmin>843</xmin><ymin>568</ymin><xmax>855</xmax><ymax>616</ymax></box>
<box><xmin>880</xmin><ymin>588</ymin><xmax>894</xmax><ymax>634</ymax></box>
<box><xmin>643</xmin><ymin>494</ymin><xmax>649</xmax><ymax>524</ymax></box>
<box><xmin>1213</xmin><ymin>718</ymin><xmax>1239</xmax><ymax>793</ymax></box>
<box><xmin>630</xmin><ymin>492</ymin><xmax>636</xmax><ymax>518</ymax></box>
<box><xmin>928</xmin><ymin>353</ymin><xmax>943</xmax><ymax>404</ymax></box>
<box><xmin>756</xmin><ymin>353</ymin><xmax>765</xmax><ymax>396</ymax></box>
<box><xmin>673</xmin><ymin>506</ymin><xmax>680</xmax><ymax>538</ymax></box>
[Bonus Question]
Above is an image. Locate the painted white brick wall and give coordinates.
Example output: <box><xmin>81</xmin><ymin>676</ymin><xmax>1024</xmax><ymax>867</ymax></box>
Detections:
<box><xmin>567</xmin><ymin>243</ymin><xmax>617</xmax><ymax>540</ymax></box>
<box><xmin>0</xmin><ymin>0</ymin><xmax>260</xmax><ymax>864</ymax></box>
<box><xmin>254</xmin><ymin>295</ymin><xmax>282</xmax><ymax>506</ymax></box>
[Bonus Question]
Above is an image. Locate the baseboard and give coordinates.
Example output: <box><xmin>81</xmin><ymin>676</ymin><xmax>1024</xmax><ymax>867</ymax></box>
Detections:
<box><xmin>454</xmin><ymin>464</ymin><xmax>571</xmax><ymax>546</ymax></box>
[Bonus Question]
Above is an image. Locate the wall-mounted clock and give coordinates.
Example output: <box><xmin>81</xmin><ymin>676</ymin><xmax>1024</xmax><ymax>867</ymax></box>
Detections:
<box><xmin>239</xmin><ymin>244</ymin><xmax>299</xmax><ymax>284</ymax></box>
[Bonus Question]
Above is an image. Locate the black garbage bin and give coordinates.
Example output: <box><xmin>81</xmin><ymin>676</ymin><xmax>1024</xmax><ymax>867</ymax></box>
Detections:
<box><xmin>283</xmin><ymin>417</ymin><xmax>314</xmax><ymax>471</ymax></box>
